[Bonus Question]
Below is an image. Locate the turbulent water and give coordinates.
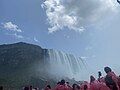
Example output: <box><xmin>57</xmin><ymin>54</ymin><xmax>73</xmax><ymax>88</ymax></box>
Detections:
<box><xmin>45</xmin><ymin>49</ymin><xmax>89</xmax><ymax>81</ymax></box>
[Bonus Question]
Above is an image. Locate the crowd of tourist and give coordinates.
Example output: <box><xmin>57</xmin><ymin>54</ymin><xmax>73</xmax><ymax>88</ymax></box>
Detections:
<box><xmin>23</xmin><ymin>67</ymin><xmax>120</xmax><ymax>90</ymax></box>
<box><xmin>0</xmin><ymin>66</ymin><xmax>120</xmax><ymax>90</ymax></box>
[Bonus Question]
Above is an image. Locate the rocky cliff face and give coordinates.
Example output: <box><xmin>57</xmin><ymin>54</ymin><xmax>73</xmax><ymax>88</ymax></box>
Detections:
<box><xmin>0</xmin><ymin>42</ymin><xmax>54</xmax><ymax>90</ymax></box>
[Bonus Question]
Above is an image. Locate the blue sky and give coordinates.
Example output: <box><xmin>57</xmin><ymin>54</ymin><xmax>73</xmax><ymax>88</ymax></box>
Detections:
<box><xmin>1</xmin><ymin>0</ymin><xmax>120</xmax><ymax>79</ymax></box>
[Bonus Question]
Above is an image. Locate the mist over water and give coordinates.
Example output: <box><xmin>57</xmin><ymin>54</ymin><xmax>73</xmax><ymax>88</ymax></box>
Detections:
<box><xmin>45</xmin><ymin>49</ymin><xmax>90</xmax><ymax>81</ymax></box>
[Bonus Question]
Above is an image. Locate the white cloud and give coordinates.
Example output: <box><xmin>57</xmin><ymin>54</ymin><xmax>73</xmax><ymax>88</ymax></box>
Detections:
<box><xmin>2</xmin><ymin>22</ymin><xmax>22</xmax><ymax>32</ymax></box>
<box><xmin>34</xmin><ymin>37</ymin><xmax>39</xmax><ymax>42</ymax></box>
<box><xmin>6</xmin><ymin>33</ymin><xmax>24</xmax><ymax>39</ymax></box>
<box><xmin>81</xmin><ymin>56</ymin><xmax>88</xmax><ymax>60</ymax></box>
<box><xmin>42</xmin><ymin>0</ymin><xmax>118</xmax><ymax>33</ymax></box>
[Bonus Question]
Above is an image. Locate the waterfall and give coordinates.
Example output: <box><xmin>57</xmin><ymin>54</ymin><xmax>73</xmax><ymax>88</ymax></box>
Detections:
<box><xmin>45</xmin><ymin>49</ymin><xmax>89</xmax><ymax>81</ymax></box>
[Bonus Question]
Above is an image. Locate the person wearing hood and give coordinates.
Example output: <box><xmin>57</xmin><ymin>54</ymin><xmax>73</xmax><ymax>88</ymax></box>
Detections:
<box><xmin>104</xmin><ymin>67</ymin><xmax>119</xmax><ymax>90</ymax></box>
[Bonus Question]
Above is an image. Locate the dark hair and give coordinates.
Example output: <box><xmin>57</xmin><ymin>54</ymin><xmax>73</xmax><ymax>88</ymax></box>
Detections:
<box><xmin>34</xmin><ymin>87</ymin><xmax>39</xmax><ymax>90</ymax></box>
<box><xmin>104</xmin><ymin>67</ymin><xmax>112</xmax><ymax>73</ymax></box>
<box><xmin>66</xmin><ymin>82</ymin><xmax>69</xmax><ymax>84</ymax></box>
<box><xmin>98</xmin><ymin>71</ymin><xmax>102</xmax><ymax>77</ymax></box>
<box><xmin>72</xmin><ymin>84</ymin><xmax>80</xmax><ymax>90</ymax></box>
<box><xmin>84</xmin><ymin>85</ymin><xmax>88</xmax><ymax>90</ymax></box>
<box><xmin>0</xmin><ymin>86</ymin><xmax>3</xmax><ymax>90</ymax></box>
<box><xmin>24</xmin><ymin>87</ymin><xmax>29</xmax><ymax>90</ymax></box>
<box><xmin>47</xmin><ymin>85</ymin><xmax>51</xmax><ymax>89</ymax></box>
<box><xmin>60</xmin><ymin>79</ymin><xmax>65</xmax><ymax>85</ymax></box>
<box><xmin>90</xmin><ymin>76</ymin><xmax>95</xmax><ymax>83</ymax></box>
<box><xmin>30</xmin><ymin>85</ymin><xmax>33</xmax><ymax>90</ymax></box>
<box><xmin>57</xmin><ymin>81</ymin><xmax>61</xmax><ymax>85</ymax></box>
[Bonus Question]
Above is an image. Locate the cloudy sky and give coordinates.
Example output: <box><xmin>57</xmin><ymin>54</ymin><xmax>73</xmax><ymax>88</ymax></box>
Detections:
<box><xmin>0</xmin><ymin>0</ymin><xmax>120</xmax><ymax>80</ymax></box>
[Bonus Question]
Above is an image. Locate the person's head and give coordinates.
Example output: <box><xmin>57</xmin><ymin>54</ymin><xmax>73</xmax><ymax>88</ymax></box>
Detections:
<box><xmin>72</xmin><ymin>84</ymin><xmax>80</xmax><ymax>90</ymax></box>
<box><xmin>30</xmin><ymin>86</ymin><xmax>33</xmax><ymax>90</ymax></box>
<box><xmin>104</xmin><ymin>67</ymin><xmax>112</xmax><ymax>73</ymax></box>
<box><xmin>0</xmin><ymin>86</ymin><xmax>3</xmax><ymax>90</ymax></box>
<box><xmin>66</xmin><ymin>82</ymin><xmax>69</xmax><ymax>85</ymax></box>
<box><xmin>24</xmin><ymin>87</ymin><xmax>29</xmax><ymax>90</ymax></box>
<box><xmin>47</xmin><ymin>85</ymin><xmax>51</xmax><ymax>89</ymax></box>
<box><xmin>90</xmin><ymin>75</ymin><xmax>95</xmax><ymax>83</ymax></box>
<box><xmin>60</xmin><ymin>79</ymin><xmax>65</xmax><ymax>85</ymax></box>
<box><xmin>34</xmin><ymin>87</ymin><xmax>39</xmax><ymax>90</ymax></box>
<box><xmin>98</xmin><ymin>71</ymin><xmax>102</xmax><ymax>77</ymax></box>
<box><xmin>84</xmin><ymin>85</ymin><xmax>88</xmax><ymax>90</ymax></box>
